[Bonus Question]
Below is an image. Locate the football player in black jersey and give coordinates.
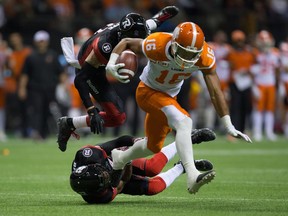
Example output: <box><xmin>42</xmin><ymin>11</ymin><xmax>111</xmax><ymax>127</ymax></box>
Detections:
<box><xmin>58</xmin><ymin>6</ymin><xmax>179</xmax><ymax>152</ymax></box>
<box><xmin>69</xmin><ymin>128</ymin><xmax>216</xmax><ymax>204</ymax></box>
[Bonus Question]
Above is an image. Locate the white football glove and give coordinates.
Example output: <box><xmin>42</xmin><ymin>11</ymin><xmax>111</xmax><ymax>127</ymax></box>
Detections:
<box><xmin>221</xmin><ymin>115</ymin><xmax>252</xmax><ymax>143</ymax></box>
<box><xmin>106</xmin><ymin>53</ymin><xmax>130</xmax><ymax>83</ymax></box>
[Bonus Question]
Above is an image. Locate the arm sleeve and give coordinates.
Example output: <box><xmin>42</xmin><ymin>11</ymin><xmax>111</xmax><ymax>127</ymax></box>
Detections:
<box><xmin>98</xmin><ymin>135</ymin><xmax>135</xmax><ymax>155</ymax></box>
<box><xmin>74</xmin><ymin>62</ymin><xmax>94</xmax><ymax>109</ymax></box>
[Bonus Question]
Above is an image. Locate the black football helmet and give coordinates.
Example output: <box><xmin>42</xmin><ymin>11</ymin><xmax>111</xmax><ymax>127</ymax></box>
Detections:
<box><xmin>119</xmin><ymin>13</ymin><xmax>149</xmax><ymax>39</ymax></box>
<box><xmin>70</xmin><ymin>163</ymin><xmax>111</xmax><ymax>196</ymax></box>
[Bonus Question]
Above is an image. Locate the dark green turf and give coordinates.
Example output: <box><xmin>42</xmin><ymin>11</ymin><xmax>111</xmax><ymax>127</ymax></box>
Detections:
<box><xmin>0</xmin><ymin>134</ymin><xmax>288</xmax><ymax>216</ymax></box>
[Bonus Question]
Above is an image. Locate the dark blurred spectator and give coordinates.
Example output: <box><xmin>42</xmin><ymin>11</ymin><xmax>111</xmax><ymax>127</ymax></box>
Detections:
<box><xmin>279</xmin><ymin>41</ymin><xmax>288</xmax><ymax>138</ymax></box>
<box><xmin>18</xmin><ymin>30</ymin><xmax>66</xmax><ymax>140</ymax></box>
<box><xmin>5</xmin><ymin>32</ymin><xmax>32</xmax><ymax>137</ymax></box>
<box><xmin>226</xmin><ymin>30</ymin><xmax>256</xmax><ymax>139</ymax></box>
<box><xmin>267</xmin><ymin>0</ymin><xmax>288</xmax><ymax>45</ymax></box>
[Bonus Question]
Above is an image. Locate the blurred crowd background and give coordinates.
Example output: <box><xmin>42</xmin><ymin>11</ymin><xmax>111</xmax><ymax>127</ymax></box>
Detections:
<box><xmin>0</xmin><ymin>0</ymin><xmax>288</xmax><ymax>143</ymax></box>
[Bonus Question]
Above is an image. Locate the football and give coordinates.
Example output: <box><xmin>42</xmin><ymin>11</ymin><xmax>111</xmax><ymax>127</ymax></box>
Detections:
<box><xmin>116</xmin><ymin>49</ymin><xmax>138</xmax><ymax>80</ymax></box>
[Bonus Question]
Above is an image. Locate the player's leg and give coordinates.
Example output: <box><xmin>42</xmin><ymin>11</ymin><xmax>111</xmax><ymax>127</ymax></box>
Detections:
<box><xmin>57</xmin><ymin>68</ymin><xmax>126</xmax><ymax>151</ymax></box>
<box><xmin>252</xmin><ymin>85</ymin><xmax>264</xmax><ymax>142</ymax></box>
<box><xmin>264</xmin><ymin>85</ymin><xmax>277</xmax><ymax>141</ymax></box>
<box><xmin>145</xmin><ymin>88</ymin><xmax>215</xmax><ymax>194</ymax></box>
<box><xmin>131</xmin><ymin>128</ymin><xmax>215</xmax><ymax>177</ymax></box>
<box><xmin>121</xmin><ymin>163</ymin><xmax>184</xmax><ymax>196</ymax></box>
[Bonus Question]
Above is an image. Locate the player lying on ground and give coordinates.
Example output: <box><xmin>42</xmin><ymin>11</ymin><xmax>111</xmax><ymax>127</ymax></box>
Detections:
<box><xmin>70</xmin><ymin>128</ymin><xmax>216</xmax><ymax>204</ymax></box>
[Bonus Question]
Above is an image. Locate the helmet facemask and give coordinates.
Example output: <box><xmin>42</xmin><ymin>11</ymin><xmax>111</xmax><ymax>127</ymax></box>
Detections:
<box><xmin>171</xmin><ymin>41</ymin><xmax>202</xmax><ymax>68</ymax></box>
<box><xmin>171</xmin><ymin>22</ymin><xmax>204</xmax><ymax>68</ymax></box>
<box><xmin>70</xmin><ymin>164</ymin><xmax>111</xmax><ymax>196</ymax></box>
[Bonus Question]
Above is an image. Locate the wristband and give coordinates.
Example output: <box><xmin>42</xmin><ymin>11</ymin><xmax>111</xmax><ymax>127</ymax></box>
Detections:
<box><xmin>146</xmin><ymin>19</ymin><xmax>157</xmax><ymax>31</ymax></box>
<box><xmin>107</xmin><ymin>53</ymin><xmax>119</xmax><ymax>65</ymax></box>
<box><xmin>221</xmin><ymin>115</ymin><xmax>233</xmax><ymax>128</ymax></box>
<box><xmin>87</xmin><ymin>106</ymin><xmax>95</xmax><ymax>112</ymax></box>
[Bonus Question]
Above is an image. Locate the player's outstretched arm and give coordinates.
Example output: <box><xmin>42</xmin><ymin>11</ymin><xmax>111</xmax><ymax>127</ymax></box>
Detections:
<box><xmin>203</xmin><ymin>70</ymin><xmax>252</xmax><ymax>143</ymax></box>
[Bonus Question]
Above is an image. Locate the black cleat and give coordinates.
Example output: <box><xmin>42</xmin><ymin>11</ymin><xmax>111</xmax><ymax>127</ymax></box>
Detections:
<box><xmin>174</xmin><ymin>159</ymin><xmax>214</xmax><ymax>173</ymax></box>
<box><xmin>191</xmin><ymin>128</ymin><xmax>216</xmax><ymax>144</ymax></box>
<box><xmin>110</xmin><ymin>169</ymin><xmax>123</xmax><ymax>187</ymax></box>
<box><xmin>194</xmin><ymin>159</ymin><xmax>214</xmax><ymax>171</ymax></box>
<box><xmin>152</xmin><ymin>6</ymin><xmax>179</xmax><ymax>27</ymax></box>
<box><xmin>57</xmin><ymin>117</ymin><xmax>77</xmax><ymax>152</ymax></box>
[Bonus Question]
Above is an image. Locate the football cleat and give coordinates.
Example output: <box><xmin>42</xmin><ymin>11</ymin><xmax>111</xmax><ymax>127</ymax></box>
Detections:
<box><xmin>191</xmin><ymin>128</ymin><xmax>216</xmax><ymax>144</ymax></box>
<box><xmin>188</xmin><ymin>170</ymin><xmax>216</xmax><ymax>194</ymax></box>
<box><xmin>194</xmin><ymin>159</ymin><xmax>214</xmax><ymax>171</ymax></box>
<box><xmin>152</xmin><ymin>6</ymin><xmax>179</xmax><ymax>27</ymax></box>
<box><xmin>57</xmin><ymin>117</ymin><xmax>79</xmax><ymax>152</ymax></box>
<box><xmin>174</xmin><ymin>159</ymin><xmax>214</xmax><ymax>173</ymax></box>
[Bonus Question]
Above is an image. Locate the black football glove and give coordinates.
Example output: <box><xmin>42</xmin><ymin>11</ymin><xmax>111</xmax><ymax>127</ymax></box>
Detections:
<box><xmin>87</xmin><ymin>107</ymin><xmax>104</xmax><ymax>134</ymax></box>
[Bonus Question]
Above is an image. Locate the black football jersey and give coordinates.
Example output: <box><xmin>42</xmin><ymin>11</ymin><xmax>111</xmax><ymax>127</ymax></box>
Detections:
<box><xmin>77</xmin><ymin>23</ymin><xmax>120</xmax><ymax>66</ymax></box>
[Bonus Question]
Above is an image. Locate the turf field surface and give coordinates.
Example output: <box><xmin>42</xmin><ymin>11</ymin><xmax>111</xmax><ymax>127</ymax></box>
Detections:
<box><xmin>1</xmin><ymin>135</ymin><xmax>288</xmax><ymax>216</ymax></box>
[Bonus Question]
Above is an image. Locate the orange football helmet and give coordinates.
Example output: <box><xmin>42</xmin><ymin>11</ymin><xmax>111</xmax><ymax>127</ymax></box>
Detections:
<box><xmin>171</xmin><ymin>22</ymin><xmax>205</xmax><ymax>68</ymax></box>
<box><xmin>256</xmin><ymin>30</ymin><xmax>275</xmax><ymax>52</ymax></box>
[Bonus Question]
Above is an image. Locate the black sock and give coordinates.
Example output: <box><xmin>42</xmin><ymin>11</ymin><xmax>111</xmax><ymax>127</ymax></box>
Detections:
<box><xmin>67</xmin><ymin>118</ymin><xmax>75</xmax><ymax>130</ymax></box>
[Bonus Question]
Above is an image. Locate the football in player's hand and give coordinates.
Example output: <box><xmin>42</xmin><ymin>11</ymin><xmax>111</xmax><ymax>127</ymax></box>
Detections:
<box><xmin>116</xmin><ymin>49</ymin><xmax>138</xmax><ymax>80</ymax></box>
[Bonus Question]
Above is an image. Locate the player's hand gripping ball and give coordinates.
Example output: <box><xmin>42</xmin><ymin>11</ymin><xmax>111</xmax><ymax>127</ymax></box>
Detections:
<box><xmin>116</xmin><ymin>49</ymin><xmax>138</xmax><ymax>81</ymax></box>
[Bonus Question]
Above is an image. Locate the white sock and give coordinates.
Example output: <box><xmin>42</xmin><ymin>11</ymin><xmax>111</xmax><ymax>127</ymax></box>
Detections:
<box><xmin>264</xmin><ymin>111</ymin><xmax>275</xmax><ymax>138</ymax></box>
<box><xmin>72</xmin><ymin>115</ymin><xmax>88</xmax><ymax>128</ymax></box>
<box><xmin>158</xmin><ymin>163</ymin><xmax>184</xmax><ymax>188</ymax></box>
<box><xmin>112</xmin><ymin>137</ymin><xmax>153</xmax><ymax>170</ymax></box>
<box><xmin>174</xmin><ymin>118</ymin><xmax>199</xmax><ymax>183</ymax></box>
<box><xmin>253</xmin><ymin>111</ymin><xmax>263</xmax><ymax>139</ymax></box>
<box><xmin>161</xmin><ymin>142</ymin><xmax>177</xmax><ymax>162</ymax></box>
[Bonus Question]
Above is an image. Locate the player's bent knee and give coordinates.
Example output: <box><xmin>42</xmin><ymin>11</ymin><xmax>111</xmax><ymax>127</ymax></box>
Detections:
<box><xmin>173</xmin><ymin>115</ymin><xmax>192</xmax><ymax>132</ymax></box>
<box><xmin>147</xmin><ymin>177</ymin><xmax>166</xmax><ymax>195</ymax></box>
<box><xmin>111</xmin><ymin>113</ymin><xmax>126</xmax><ymax>126</ymax></box>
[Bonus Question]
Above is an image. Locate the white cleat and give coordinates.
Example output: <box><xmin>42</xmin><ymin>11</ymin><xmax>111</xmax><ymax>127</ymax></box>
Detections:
<box><xmin>188</xmin><ymin>170</ymin><xmax>216</xmax><ymax>194</ymax></box>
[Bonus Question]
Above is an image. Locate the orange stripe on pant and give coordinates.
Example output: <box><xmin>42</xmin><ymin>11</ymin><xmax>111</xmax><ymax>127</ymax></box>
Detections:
<box><xmin>136</xmin><ymin>81</ymin><xmax>189</xmax><ymax>153</ymax></box>
<box><xmin>254</xmin><ymin>85</ymin><xmax>276</xmax><ymax>111</ymax></box>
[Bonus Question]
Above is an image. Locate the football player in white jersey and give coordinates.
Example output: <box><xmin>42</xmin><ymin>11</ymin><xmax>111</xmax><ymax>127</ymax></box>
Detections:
<box><xmin>106</xmin><ymin>22</ymin><xmax>252</xmax><ymax>194</ymax></box>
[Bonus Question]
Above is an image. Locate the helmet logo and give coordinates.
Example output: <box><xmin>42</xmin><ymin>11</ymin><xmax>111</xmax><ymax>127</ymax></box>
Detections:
<box><xmin>121</xmin><ymin>17</ymin><xmax>132</xmax><ymax>30</ymax></box>
<box><xmin>102</xmin><ymin>43</ymin><xmax>112</xmax><ymax>53</ymax></box>
<box><xmin>82</xmin><ymin>148</ymin><xmax>93</xmax><ymax>157</ymax></box>
<box><xmin>74</xmin><ymin>166</ymin><xmax>88</xmax><ymax>175</ymax></box>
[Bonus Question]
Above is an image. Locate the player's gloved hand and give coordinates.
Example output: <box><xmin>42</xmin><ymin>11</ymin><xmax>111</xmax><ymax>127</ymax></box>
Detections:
<box><xmin>87</xmin><ymin>106</ymin><xmax>104</xmax><ymax>134</ymax></box>
<box><xmin>221</xmin><ymin>115</ymin><xmax>252</xmax><ymax>143</ymax></box>
<box><xmin>106</xmin><ymin>53</ymin><xmax>130</xmax><ymax>83</ymax></box>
